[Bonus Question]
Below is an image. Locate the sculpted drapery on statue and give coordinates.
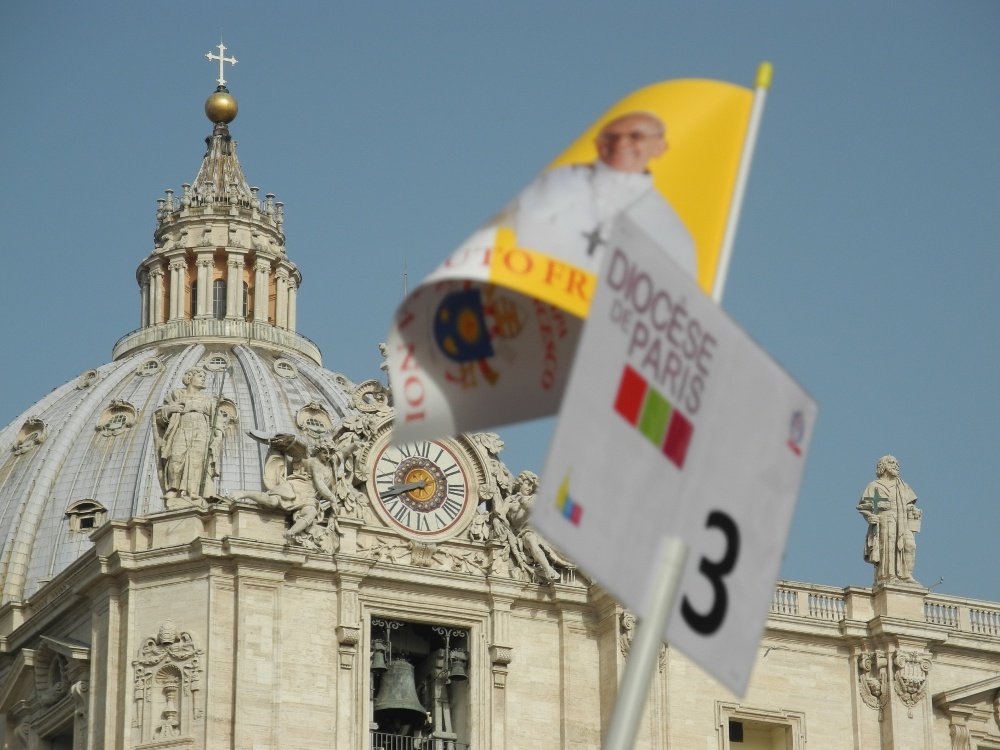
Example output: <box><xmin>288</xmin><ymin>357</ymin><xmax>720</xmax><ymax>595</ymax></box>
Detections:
<box><xmin>154</xmin><ymin>367</ymin><xmax>231</xmax><ymax>507</ymax></box>
<box><xmin>857</xmin><ymin>455</ymin><xmax>922</xmax><ymax>583</ymax></box>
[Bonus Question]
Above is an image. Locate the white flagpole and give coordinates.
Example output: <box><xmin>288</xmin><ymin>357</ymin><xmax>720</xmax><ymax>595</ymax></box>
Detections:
<box><xmin>602</xmin><ymin>536</ymin><xmax>688</xmax><ymax>750</ymax></box>
<box><xmin>711</xmin><ymin>61</ymin><xmax>773</xmax><ymax>304</ymax></box>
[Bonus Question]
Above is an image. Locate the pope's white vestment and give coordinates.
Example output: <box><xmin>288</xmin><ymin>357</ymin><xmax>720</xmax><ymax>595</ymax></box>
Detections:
<box><xmin>495</xmin><ymin>161</ymin><xmax>697</xmax><ymax>277</ymax></box>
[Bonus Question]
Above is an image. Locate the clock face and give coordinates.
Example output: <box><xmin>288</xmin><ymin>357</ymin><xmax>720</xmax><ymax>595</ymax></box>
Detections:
<box><xmin>370</xmin><ymin>439</ymin><xmax>475</xmax><ymax>540</ymax></box>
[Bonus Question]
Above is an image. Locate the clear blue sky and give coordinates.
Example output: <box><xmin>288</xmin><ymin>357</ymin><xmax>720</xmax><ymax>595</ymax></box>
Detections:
<box><xmin>1</xmin><ymin>2</ymin><xmax>997</xmax><ymax>601</ymax></box>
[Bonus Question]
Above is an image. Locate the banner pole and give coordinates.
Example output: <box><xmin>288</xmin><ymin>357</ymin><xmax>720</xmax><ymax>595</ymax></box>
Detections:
<box><xmin>712</xmin><ymin>61</ymin><xmax>773</xmax><ymax>304</ymax></box>
<box><xmin>603</xmin><ymin>536</ymin><xmax>688</xmax><ymax>750</ymax></box>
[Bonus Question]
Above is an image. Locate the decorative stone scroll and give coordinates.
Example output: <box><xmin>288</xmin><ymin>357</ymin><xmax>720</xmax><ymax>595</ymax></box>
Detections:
<box><xmin>858</xmin><ymin>650</ymin><xmax>890</xmax><ymax>720</ymax></box>
<box><xmin>617</xmin><ymin>609</ymin><xmax>666</xmax><ymax>672</ymax></box>
<box><xmin>893</xmin><ymin>650</ymin><xmax>931</xmax><ymax>717</ymax></box>
<box><xmin>132</xmin><ymin>621</ymin><xmax>203</xmax><ymax>745</ymax></box>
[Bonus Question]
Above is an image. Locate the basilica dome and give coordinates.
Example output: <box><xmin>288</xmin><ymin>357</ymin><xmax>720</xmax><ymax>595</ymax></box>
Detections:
<box><xmin>0</xmin><ymin>86</ymin><xmax>376</xmax><ymax>605</ymax></box>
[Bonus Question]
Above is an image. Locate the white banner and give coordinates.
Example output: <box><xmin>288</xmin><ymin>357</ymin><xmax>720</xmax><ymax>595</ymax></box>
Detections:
<box><xmin>533</xmin><ymin>214</ymin><xmax>817</xmax><ymax>695</ymax></box>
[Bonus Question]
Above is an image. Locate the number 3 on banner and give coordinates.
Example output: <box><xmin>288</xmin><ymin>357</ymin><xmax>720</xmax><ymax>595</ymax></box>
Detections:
<box><xmin>681</xmin><ymin>511</ymin><xmax>740</xmax><ymax>635</ymax></box>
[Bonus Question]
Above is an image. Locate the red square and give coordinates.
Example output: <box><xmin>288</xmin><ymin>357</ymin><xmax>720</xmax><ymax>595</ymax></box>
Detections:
<box><xmin>662</xmin><ymin>411</ymin><xmax>694</xmax><ymax>468</ymax></box>
<box><xmin>613</xmin><ymin>365</ymin><xmax>647</xmax><ymax>425</ymax></box>
<box><xmin>569</xmin><ymin>503</ymin><xmax>583</xmax><ymax>525</ymax></box>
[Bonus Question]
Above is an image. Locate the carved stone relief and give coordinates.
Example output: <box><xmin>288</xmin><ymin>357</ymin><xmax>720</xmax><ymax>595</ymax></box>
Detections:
<box><xmin>17</xmin><ymin>638</ymin><xmax>92</xmax><ymax>748</ymax></box>
<box><xmin>132</xmin><ymin>620</ymin><xmax>203</xmax><ymax>745</ymax></box>
<box><xmin>893</xmin><ymin>650</ymin><xmax>931</xmax><ymax>717</ymax></box>
<box><xmin>75</xmin><ymin>369</ymin><xmax>99</xmax><ymax>389</ymax></box>
<box><xmin>229</xmin><ymin>414</ymin><xmax>375</xmax><ymax>552</ymax></box>
<box><xmin>617</xmin><ymin>609</ymin><xmax>666</xmax><ymax>672</ymax></box>
<box><xmin>352</xmin><ymin>378</ymin><xmax>391</xmax><ymax>415</ymax></box>
<box><xmin>858</xmin><ymin>650</ymin><xmax>890</xmax><ymax>720</ymax></box>
<box><xmin>12</xmin><ymin>418</ymin><xmax>46</xmax><ymax>456</ymax></box>
<box><xmin>619</xmin><ymin>611</ymin><xmax>637</xmax><ymax>658</ymax></box>
<box><xmin>356</xmin><ymin>536</ymin><xmax>488</xmax><ymax>576</ymax></box>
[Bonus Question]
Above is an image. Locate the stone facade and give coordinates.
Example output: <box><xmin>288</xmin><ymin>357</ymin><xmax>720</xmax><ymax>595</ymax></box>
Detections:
<box><xmin>0</xmin><ymin>503</ymin><xmax>998</xmax><ymax>749</ymax></box>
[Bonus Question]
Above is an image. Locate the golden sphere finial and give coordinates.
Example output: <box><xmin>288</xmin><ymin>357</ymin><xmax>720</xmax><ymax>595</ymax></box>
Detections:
<box><xmin>205</xmin><ymin>85</ymin><xmax>238</xmax><ymax>124</ymax></box>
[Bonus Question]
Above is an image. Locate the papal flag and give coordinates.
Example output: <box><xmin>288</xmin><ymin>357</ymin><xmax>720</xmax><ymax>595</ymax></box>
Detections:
<box><xmin>389</xmin><ymin>67</ymin><xmax>769</xmax><ymax>443</ymax></box>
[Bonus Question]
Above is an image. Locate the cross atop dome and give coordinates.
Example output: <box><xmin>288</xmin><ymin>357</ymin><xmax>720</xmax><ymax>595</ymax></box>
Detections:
<box><xmin>206</xmin><ymin>41</ymin><xmax>237</xmax><ymax>87</ymax></box>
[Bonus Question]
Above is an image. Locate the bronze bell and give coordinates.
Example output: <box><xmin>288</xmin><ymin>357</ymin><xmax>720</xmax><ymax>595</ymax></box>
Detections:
<box><xmin>371</xmin><ymin>639</ymin><xmax>388</xmax><ymax>674</ymax></box>
<box><xmin>373</xmin><ymin>659</ymin><xmax>426</xmax><ymax>728</ymax></box>
<box><xmin>448</xmin><ymin>648</ymin><xmax>469</xmax><ymax>681</ymax></box>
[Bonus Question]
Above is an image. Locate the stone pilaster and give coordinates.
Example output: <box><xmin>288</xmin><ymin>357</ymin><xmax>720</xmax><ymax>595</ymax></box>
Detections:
<box><xmin>195</xmin><ymin>253</ymin><xmax>213</xmax><ymax>318</ymax></box>
<box><xmin>225</xmin><ymin>254</ymin><xmax>245</xmax><ymax>320</ymax></box>
<box><xmin>287</xmin><ymin>280</ymin><xmax>298</xmax><ymax>332</ymax></box>
<box><xmin>139</xmin><ymin>270</ymin><xmax>150</xmax><ymax>327</ymax></box>
<box><xmin>148</xmin><ymin>263</ymin><xmax>165</xmax><ymax>325</ymax></box>
<box><xmin>274</xmin><ymin>267</ymin><xmax>290</xmax><ymax>329</ymax></box>
<box><xmin>167</xmin><ymin>256</ymin><xmax>187</xmax><ymax>321</ymax></box>
<box><xmin>253</xmin><ymin>259</ymin><xmax>270</xmax><ymax>322</ymax></box>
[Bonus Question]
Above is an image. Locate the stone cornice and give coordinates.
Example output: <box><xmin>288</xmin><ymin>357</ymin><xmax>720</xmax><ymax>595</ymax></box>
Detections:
<box><xmin>112</xmin><ymin>319</ymin><xmax>322</xmax><ymax>364</ymax></box>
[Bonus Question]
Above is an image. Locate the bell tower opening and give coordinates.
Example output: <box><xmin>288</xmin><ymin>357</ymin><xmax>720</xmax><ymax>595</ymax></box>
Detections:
<box><xmin>369</xmin><ymin>618</ymin><xmax>471</xmax><ymax>750</ymax></box>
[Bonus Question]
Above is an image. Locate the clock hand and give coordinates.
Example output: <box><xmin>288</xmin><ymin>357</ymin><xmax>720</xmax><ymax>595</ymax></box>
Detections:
<box><xmin>380</xmin><ymin>480</ymin><xmax>427</xmax><ymax>499</ymax></box>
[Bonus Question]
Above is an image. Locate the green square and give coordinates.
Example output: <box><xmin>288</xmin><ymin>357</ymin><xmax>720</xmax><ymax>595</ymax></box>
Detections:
<box><xmin>637</xmin><ymin>389</ymin><xmax>672</xmax><ymax>446</ymax></box>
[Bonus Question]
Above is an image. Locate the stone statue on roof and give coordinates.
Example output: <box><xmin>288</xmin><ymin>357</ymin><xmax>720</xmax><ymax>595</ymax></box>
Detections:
<box><xmin>857</xmin><ymin>455</ymin><xmax>922</xmax><ymax>584</ymax></box>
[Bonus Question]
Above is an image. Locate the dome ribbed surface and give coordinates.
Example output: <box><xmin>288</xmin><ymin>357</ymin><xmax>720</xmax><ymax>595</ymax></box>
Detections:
<box><xmin>0</xmin><ymin>342</ymin><xmax>361</xmax><ymax>603</ymax></box>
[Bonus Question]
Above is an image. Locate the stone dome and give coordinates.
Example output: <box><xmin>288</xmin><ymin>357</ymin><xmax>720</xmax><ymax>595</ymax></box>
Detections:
<box><xmin>0</xmin><ymin>82</ymin><xmax>382</xmax><ymax>605</ymax></box>
<box><xmin>0</xmin><ymin>338</ymin><xmax>381</xmax><ymax>605</ymax></box>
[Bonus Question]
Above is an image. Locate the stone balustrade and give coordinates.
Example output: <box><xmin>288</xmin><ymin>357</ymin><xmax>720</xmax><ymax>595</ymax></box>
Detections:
<box><xmin>769</xmin><ymin>581</ymin><xmax>1000</xmax><ymax>639</ymax></box>
<box><xmin>113</xmin><ymin>318</ymin><xmax>322</xmax><ymax>364</ymax></box>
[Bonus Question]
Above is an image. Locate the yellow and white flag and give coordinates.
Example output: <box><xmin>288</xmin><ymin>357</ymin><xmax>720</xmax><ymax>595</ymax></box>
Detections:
<box><xmin>389</xmin><ymin>75</ymin><xmax>759</xmax><ymax>443</ymax></box>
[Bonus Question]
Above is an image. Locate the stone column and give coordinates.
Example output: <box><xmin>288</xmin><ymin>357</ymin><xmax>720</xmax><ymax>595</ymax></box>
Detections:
<box><xmin>225</xmin><ymin>255</ymin><xmax>244</xmax><ymax>320</ymax></box>
<box><xmin>168</xmin><ymin>257</ymin><xmax>186</xmax><ymax>321</ymax></box>
<box><xmin>196</xmin><ymin>254</ymin><xmax>213</xmax><ymax>319</ymax></box>
<box><xmin>253</xmin><ymin>259</ymin><xmax>270</xmax><ymax>323</ymax></box>
<box><xmin>275</xmin><ymin>267</ymin><xmax>290</xmax><ymax>329</ymax></box>
<box><xmin>287</xmin><ymin>280</ymin><xmax>298</xmax><ymax>332</ymax></box>
<box><xmin>140</xmin><ymin>270</ymin><xmax>150</xmax><ymax>328</ymax></box>
<box><xmin>149</xmin><ymin>264</ymin><xmax>165</xmax><ymax>325</ymax></box>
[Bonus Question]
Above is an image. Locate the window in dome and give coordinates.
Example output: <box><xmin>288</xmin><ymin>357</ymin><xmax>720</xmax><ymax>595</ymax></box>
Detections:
<box><xmin>274</xmin><ymin>358</ymin><xmax>298</xmax><ymax>379</ymax></box>
<box><xmin>243</xmin><ymin>281</ymin><xmax>250</xmax><ymax>319</ymax></box>
<box><xmin>137</xmin><ymin>358</ymin><xmax>162</xmax><ymax>376</ymax></box>
<box><xmin>212</xmin><ymin>279</ymin><xmax>227</xmax><ymax>320</ymax></box>
<box><xmin>65</xmin><ymin>499</ymin><xmax>108</xmax><ymax>533</ymax></box>
<box><xmin>203</xmin><ymin>352</ymin><xmax>230</xmax><ymax>371</ymax></box>
<box><xmin>190</xmin><ymin>280</ymin><xmax>198</xmax><ymax>317</ymax></box>
<box><xmin>297</xmin><ymin>403</ymin><xmax>333</xmax><ymax>438</ymax></box>
<box><xmin>97</xmin><ymin>400</ymin><xmax>137</xmax><ymax>437</ymax></box>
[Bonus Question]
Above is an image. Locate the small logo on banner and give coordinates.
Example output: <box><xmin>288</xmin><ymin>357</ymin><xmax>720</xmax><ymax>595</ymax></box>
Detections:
<box><xmin>787</xmin><ymin>410</ymin><xmax>804</xmax><ymax>456</ymax></box>
<box><xmin>613</xmin><ymin>364</ymin><xmax>694</xmax><ymax>469</ymax></box>
<box><xmin>434</xmin><ymin>288</ymin><xmax>495</xmax><ymax>362</ymax></box>
<box><xmin>556</xmin><ymin>473</ymin><xmax>583</xmax><ymax>525</ymax></box>
<box><xmin>433</xmin><ymin>286</ymin><xmax>526</xmax><ymax>388</ymax></box>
